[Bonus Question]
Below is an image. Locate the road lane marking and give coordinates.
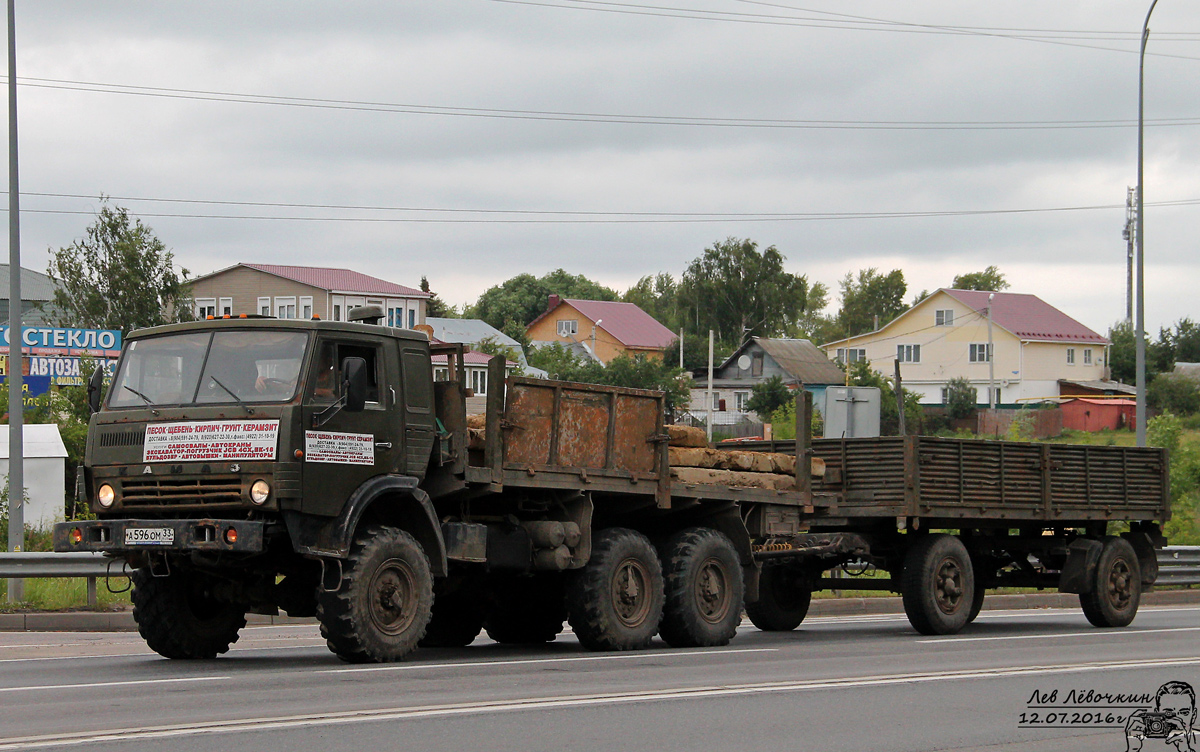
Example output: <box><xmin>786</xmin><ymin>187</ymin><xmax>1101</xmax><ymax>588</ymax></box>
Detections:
<box><xmin>4</xmin><ymin>655</ymin><xmax>1199</xmax><ymax>749</ymax></box>
<box><xmin>917</xmin><ymin>625</ymin><xmax>1200</xmax><ymax>643</ymax></box>
<box><xmin>0</xmin><ymin>676</ymin><xmax>229</xmax><ymax>694</ymax></box>
<box><xmin>323</xmin><ymin>647</ymin><xmax>780</xmax><ymax>675</ymax></box>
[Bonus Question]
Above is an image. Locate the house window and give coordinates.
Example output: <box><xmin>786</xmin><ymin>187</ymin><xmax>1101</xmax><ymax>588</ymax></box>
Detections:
<box><xmin>836</xmin><ymin>347</ymin><xmax>866</xmax><ymax>364</ymax></box>
<box><xmin>409</xmin><ymin>309</ymin><xmax>416</xmax><ymax>328</ymax></box>
<box><xmin>333</xmin><ymin>304</ymin><xmax>341</xmax><ymax>321</ymax></box>
<box><xmin>471</xmin><ymin>368</ymin><xmax>487</xmax><ymax>396</ymax></box>
<box><xmin>219</xmin><ymin>297</ymin><xmax>233</xmax><ymax>316</ymax></box>
<box><xmin>969</xmin><ymin>343</ymin><xmax>992</xmax><ymax>363</ymax></box>
<box><xmin>276</xmin><ymin>297</ymin><xmax>297</xmax><ymax>320</ymax></box>
<box><xmin>433</xmin><ymin>367</ymin><xmax>449</xmax><ymax>381</ymax></box>
<box><xmin>712</xmin><ymin>392</ymin><xmax>721</xmax><ymax>410</ymax></box>
<box><xmin>987</xmin><ymin>387</ymin><xmax>1001</xmax><ymax>405</ymax></box>
<box><xmin>935</xmin><ymin>309</ymin><xmax>954</xmax><ymax>326</ymax></box>
<box><xmin>195</xmin><ymin>298</ymin><xmax>216</xmax><ymax>319</ymax></box>
<box><xmin>1067</xmin><ymin>348</ymin><xmax>1076</xmax><ymax>365</ymax></box>
<box><xmin>258</xmin><ymin>297</ymin><xmax>271</xmax><ymax>316</ymax></box>
<box><xmin>734</xmin><ymin>391</ymin><xmax>749</xmax><ymax>412</ymax></box>
<box><xmin>1083</xmin><ymin>348</ymin><xmax>1093</xmax><ymax>365</ymax></box>
<box><xmin>300</xmin><ymin>297</ymin><xmax>313</xmax><ymax>320</ymax></box>
<box><xmin>557</xmin><ymin>320</ymin><xmax>578</xmax><ymax>337</ymax></box>
<box><xmin>896</xmin><ymin>344</ymin><xmax>921</xmax><ymax>363</ymax></box>
<box><xmin>751</xmin><ymin>353</ymin><xmax>764</xmax><ymax>377</ymax></box>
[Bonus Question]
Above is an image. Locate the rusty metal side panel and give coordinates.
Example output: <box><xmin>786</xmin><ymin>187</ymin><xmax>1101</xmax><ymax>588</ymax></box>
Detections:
<box><xmin>557</xmin><ymin>387</ymin><xmax>611</xmax><ymax>469</ymax></box>
<box><xmin>613</xmin><ymin>393</ymin><xmax>658</xmax><ymax>474</ymax></box>
<box><xmin>502</xmin><ymin>383</ymin><xmax>555</xmax><ymax>467</ymax></box>
<box><xmin>1047</xmin><ymin>444</ymin><xmax>1168</xmax><ymax>518</ymax></box>
<box><xmin>914</xmin><ymin>438</ymin><xmax>1043</xmax><ymax>517</ymax></box>
<box><xmin>811</xmin><ymin>437</ymin><xmax>908</xmax><ymax>511</ymax></box>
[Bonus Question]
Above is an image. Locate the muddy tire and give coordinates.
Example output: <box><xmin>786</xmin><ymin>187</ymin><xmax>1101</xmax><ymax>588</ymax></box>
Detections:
<box><xmin>966</xmin><ymin>581</ymin><xmax>986</xmax><ymax>624</ymax></box>
<box><xmin>1080</xmin><ymin>537</ymin><xmax>1141</xmax><ymax>628</ymax></box>
<box><xmin>659</xmin><ymin>527</ymin><xmax>744</xmax><ymax>647</ymax></box>
<box><xmin>485</xmin><ymin>575</ymin><xmax>567</xmax><ymax>644</ymax></box>
<box><xmin>745</xmin><ymin>565</ymin><xmax>812</xmax><ymax>632</ymax></box>
<box><xmin>902</xmin><ymin>534</ymin><xmax>975</xmax><ymax>636</ymax></box>
<box><xmin>420</xmin><ymin>580</ymin><xmax>484</xmax><ymax>648</ymax></box>
<box><xmin>132</xmin><ymin>568</ymin><xmax>246</xmax><ymax>659</ymax></box>
<box><xmin>317</xmin><ymin>525</ymin><xmax>434</xmax><ymax>663</ymax></box>
<box><xmin>567</xmin><ymin>528</ymin><xmax>664</xmax><ymax>651</ymax></box>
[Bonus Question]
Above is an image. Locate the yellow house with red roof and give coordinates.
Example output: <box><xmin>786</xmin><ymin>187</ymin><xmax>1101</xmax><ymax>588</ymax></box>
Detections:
<box><xmin>821</xmin><ymin>289</ymin><xmax>1113</xmax><ymax>406</ymax></box>
<box><xmin>526</xmin><ymin>295</ymin><xmax>676</xmax><ymax>365</ymax></box>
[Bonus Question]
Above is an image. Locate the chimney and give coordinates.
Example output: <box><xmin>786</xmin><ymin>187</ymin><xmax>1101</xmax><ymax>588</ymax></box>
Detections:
<box><xmin>547</xmin><ymin>294</ymin><xmax>560</xmax><ymax>311</ymax></box>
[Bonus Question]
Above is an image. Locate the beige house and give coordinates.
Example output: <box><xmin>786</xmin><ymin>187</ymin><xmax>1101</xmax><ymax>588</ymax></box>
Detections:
<box><xmin>821</xmin><ymin>289</ymin><xmax>1110</xmax><ymax>406</ymax></box>
<box><xmin>190</xmin><ymin>264</ymin><xmax>430</xmax><ymax>327</ymax></box>
<box><xmin>526</xmin><ymin>295</ymin><xmax>676</xmax><ymax>365</ymax></box>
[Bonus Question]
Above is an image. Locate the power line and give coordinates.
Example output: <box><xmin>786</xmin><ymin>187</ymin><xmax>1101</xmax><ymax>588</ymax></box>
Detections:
<box><xmin>7</xmin><ymin>191</ymin><xmax>1200</xmax><ymax>224</ymax></box>
<box><xmin>492</xmin><ymin>0</ymin><xmax>1200</xmax><ymax>61</ymax></box>
<box><xmin>9</xmin><ymin>76</ymin><xmax>1200</xmax><ymax>132</ymax></box>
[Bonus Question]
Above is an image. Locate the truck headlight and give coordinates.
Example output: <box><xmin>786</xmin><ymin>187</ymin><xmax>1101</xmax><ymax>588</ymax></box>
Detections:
<box><xmin>250</xmin><ymin>480</ymin><xmax>271</xmax><ymax>505</ymax></box>
<box><xmin>97</xmin><ymin>484</ymin><xmax>115</xmax><ymax>508</ymax></box>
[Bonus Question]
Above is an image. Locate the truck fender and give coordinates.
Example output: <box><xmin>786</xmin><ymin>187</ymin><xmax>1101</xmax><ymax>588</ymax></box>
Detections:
<box><xmin>1122</xmin><ymin>531</ymin><xmax>1159</xmax><ymax>585</ymax></box>
<box><xmin>1058</xmin><ymin>538</ymin><xmax>1103</xmax><ymax>594</ymax></box>
<box><xmin>282</xmin><ymin>475</ymin><xmax>447</xmax><ymax>577</ymax></box>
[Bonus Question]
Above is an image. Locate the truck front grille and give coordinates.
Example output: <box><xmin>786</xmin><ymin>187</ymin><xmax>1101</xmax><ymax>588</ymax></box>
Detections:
<box><xmin>120</xmin><ymin>475</ymin><xmax>242</xmax><ymax>507</ymax></box>
<box><xmin>99</xmin><ymin>428</ymin><xmax>146</xmax><ymax>448</ymax></box>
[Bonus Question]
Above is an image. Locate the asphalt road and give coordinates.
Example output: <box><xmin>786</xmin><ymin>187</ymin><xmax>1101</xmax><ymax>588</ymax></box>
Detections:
<box><xmin>1</xmin><ymin>606</ymin><xmax>1198</xmax><ymax>752</ymax></box>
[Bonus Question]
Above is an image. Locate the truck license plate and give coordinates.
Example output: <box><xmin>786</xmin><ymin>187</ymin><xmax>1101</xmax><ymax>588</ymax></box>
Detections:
<box><xmin>124</xmin><ymin>527</ymin><xmax>175</xmax><ymax>546</ymax></box>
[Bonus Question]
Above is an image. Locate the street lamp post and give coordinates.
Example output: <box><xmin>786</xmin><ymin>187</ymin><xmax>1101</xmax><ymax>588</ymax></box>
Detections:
<box><xmin>1135</xmin><ymin>0</ymin><xmax>1159</xmax><ymax>448</ymax></box>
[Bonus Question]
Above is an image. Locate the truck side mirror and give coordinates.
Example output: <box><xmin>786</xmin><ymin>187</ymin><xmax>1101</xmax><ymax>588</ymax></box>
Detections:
<box><xmin>87</xmin><ymin>365</ymin><xmax>106</xmax><ymax>415</ymax></box>
<box><xmin>342</xmin><ymin>357</ymin><xmax>368</xmax><ymax>412</ymax></box>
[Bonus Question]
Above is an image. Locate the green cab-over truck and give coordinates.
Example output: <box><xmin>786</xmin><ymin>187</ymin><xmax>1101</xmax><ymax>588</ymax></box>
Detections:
<box><xmin>55</xmin><ymin>311</ymin><xmax>1170</xmax><ymax>662</ymax></box>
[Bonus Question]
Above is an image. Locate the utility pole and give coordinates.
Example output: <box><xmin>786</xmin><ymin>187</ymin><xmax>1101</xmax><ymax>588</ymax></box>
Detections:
<box><xmin>7</xmin><ymin>0</ymin><xmax>23</xmax><ymax>602</ymax></box>
<box><xmin>987</xmin><ymin>294</ymin><xmax>996</xmax><ymax>410</ymax></box>
<box><xmin>1135</xmin><ymin>0</ymin><xmax>1159</xmax><ymax>448</ymax></box>
<box><xmin>705</xmin><ymin>330</ymin><xmax>714</xmax><ymax>443</ymax></box>
<box><xmin>1123</xmin><ymin>187</ymin><xmax>1136</xmax><ymax>323</ymax></box>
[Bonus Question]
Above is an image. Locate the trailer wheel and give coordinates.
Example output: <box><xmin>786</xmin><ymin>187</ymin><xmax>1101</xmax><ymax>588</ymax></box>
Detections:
<box><xmin>658</xmin><ymin>527</ymin><xmax>744</xmax><ymax>648</ymax></box>
<box><xmin>966</xmin><ymin>582</ymin><xmax>987</xmax><ymax>624</ymax></box>
<box><xmin>1080</xmin><ymin>537</ymin><xmax>1141</xmax><ymax>628</ymax></box>
<box><xmin>567</xmin><ymin>528</ymin><xmax>664</xmax><ymax>651</ymax></box>
<box><xmin>902</xmin><ymin>534</ymin><xmax>975</xmax><ymax>636</ymax></box>
<box><xmin>132</xmin><ymin>568</ymin><xmax>246</xmax><ymax>659</ymax></box>
<box><xmin>317</xmin><ymin>525</ymin><xmax>433</xmax><ymax>663</ymax></box>
<box><xmin>745</xmin><ymin>565</ymin><xmax>812</xmax><ymax>632</ymax></box>
<box><xmin>484</xmin><ymin>575</ymin><xmax>567</xmax><ymax>644</ymax></box>
<box><xmin>420</xmin><ymin>581</ymin><xmax>484</xmax><ymax>648</ymax></box>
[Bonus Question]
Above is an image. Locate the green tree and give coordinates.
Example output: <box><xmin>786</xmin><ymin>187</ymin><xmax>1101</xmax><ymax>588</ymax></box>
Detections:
<box><xmin>47</xmin><ymin>201</ymin><xmax>193</xmax><ymax>333</ymax></box>
<box><xmin>469</xmin><ymin>269</ymin><xmax>619</xmax><ymax>332</ymax></box>
<box><xmin>622</xmin><ymin>273</ymin><xmax>680</xmax><ymax>331</ymax></box>
<box><xmin>1158</xmin><ymin>318</ymin><xmax>1200</xmax><ymax>365</ymax></box>
<box><xmin>473</xmin><ymin>336</ymin><xmax>526</xmax><ymax>376</ymax></box>
<box><xmin>1148</xmin><ymin>373</ymin><xmax>1200</xmax><ymax>416</ymax></box>
<box><xmin>677</xmin><ymin>238</ymin><xmax>820</xmax><ymax>344</ymax></box>
<box><xmin>1107</xmin><ymin>320</ymin><xmax>1168</xmax><ymax>385</ymax></box>
<box><xmin>944</xmin><ymin>376</ymin><xmax>977</xmax><ymax>419</ymax></box>
<box><xmin>663</xmin><ymin>332</ymin><xmax>723</xmax><ymax>373</ymax></box>
<box><xmin>527</xmin><ymin>345</ymin><xmax>690</xmax><ymax>410</ymax></box>
<box><xmin>745</xmin><ymin>375</ymin><xmax>791</xmax><ymax>422</ymax></box>
<box><xmin>951</xmin><ymin>265</ymin><xmax>1010</xmax><ymax>291</ymax></box>
<box><xmin>527</xmin><ymin>342</ymin><xmax>586</xmax><ymax>380</ymax></box>
<box><xmin>420</xmin><ymin>276</ymin><xmax>455</xmax><ymax>318</ymax></box>
<box><xmin>837</xmin><ymin>268</ymin><xmax>907</xmax><ymax>337</ymax></box>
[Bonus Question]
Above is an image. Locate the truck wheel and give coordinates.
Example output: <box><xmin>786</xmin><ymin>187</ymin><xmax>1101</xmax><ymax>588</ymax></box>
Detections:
<box><xmin>1080</xmin><ymin>537</ymin><xmax>1141</xmax><ymax>628</ymax></box>
<box><xmin>485</xmin><ymin>576</ymin><xmax>567</xmax><ymax>644</ymax></box>
<box><xmin>902</xmin><ymin>534</ymin><xmax>975</xmax><ymax>636</ymax></box>
<box><xmin>317</xmin><ymin>525</ymin><xmax>434</xmax><ymax>663</ymax></box>
<box><xmin>567</xmin><ymin>527</ymin><xmax>664</xmax><ymax>651</ymax></box>
<box><xmin>420</xmin><ymin>581</ymin><xmax>484</xmax><ymax>648</ymax></box>
<box><xmin>132</xmin><ymin>568</ymin><xmax>246</xmax><ymax>659</ymax></box>
<box><xmin>745</xmin><ymin>565</ymin><xmax>812</xmax><ymax>632</ymax></box>
<box><xmin>659</xmin><ymin>527</ymin><xmax>744</xmax><ymax>647</ymax></box>
<box><xmin>966</xmin><ymin>582</ymin><xmax>986</xmax><ymax>624</ymax></box>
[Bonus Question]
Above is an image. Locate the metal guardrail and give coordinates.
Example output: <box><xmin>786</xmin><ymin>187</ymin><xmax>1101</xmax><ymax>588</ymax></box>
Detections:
<box><xmin>1157</xmin><ymin>546</ymin><xmax>1200</xmax><ymax>587</ymax></box>
<box><xmin>0</xmin><ymin>552</ymin><xmax>129</xmax><ymax>608</ymax></box>
<box><xmin>1</xmin><ymin>546</ymin><xmax>1198</xmax><ymax>607</ymax></box>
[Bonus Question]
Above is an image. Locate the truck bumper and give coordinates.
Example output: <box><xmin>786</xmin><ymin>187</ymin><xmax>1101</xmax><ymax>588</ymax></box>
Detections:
<box><xmin>53</xmin><ymin>519</ymin><xmax>266</xmax><ymax>555</ymax></box>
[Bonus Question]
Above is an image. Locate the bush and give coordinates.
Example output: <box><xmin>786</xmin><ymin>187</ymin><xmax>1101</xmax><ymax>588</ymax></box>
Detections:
<box><xmin>1148</xmin><ymin>373</ymin><xmax>1200</xmax><ymax>416</ymax></box>
<box><xmin>944</xmin><ymin>377</ymin><xmax>977</xmax><ymax>420</ymax></box>
<box><xmin>746</xmin><ymin>376</ymin><xmax>791</xmax><ymax>422</ymax></box>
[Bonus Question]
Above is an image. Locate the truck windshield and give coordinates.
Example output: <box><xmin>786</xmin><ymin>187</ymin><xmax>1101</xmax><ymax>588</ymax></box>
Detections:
<box><xmin>108</xmin><ymin>330</ymin><xmax>310</xmax><ymax>408</ymax></box>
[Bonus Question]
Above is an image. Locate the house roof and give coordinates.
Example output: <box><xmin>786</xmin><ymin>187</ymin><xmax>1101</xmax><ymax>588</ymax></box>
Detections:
<box><xmin>940</xmin><ymin>290</ymin><xmax>1108</xmax><ymax>344</ymax></box>
<box><xmin>0</xmin><ymin>423</ymin><xmax>68</xmax><ymax>459</ymax></box>
<box><xmin>720</xmin><ymin>337</ymin><xmax>845</xmax><ymax>385</ymax></box>
<box><xmin>0</xmin><ymin>264</ymin><xmax>60</xmax><ymax>302</ymax></box>
<box><xmin>1063</xmin><ymin>398</ymin><xmax>1137</xmax><ymax>407</ymax></box>
<box><xmin>426</xmin><ymin>318</ymin><xmax>520</xmax><ymax>349</ymax></box>
<box><xmin>527</xmin><ymin>298</ymin><xmax>676</xmax><ymax>350</ymax></box>
<box><xmin>196</xmin><ymin>263</ymin><xmax>428</xmax><ymax>298</ymax></box>
<box><xmin>431</xmin><ymin>351</ymin><xmax>516</xmax><ymax>367</ymax></box>
<box><xmin>1059</xmin><ymin>378</ymin><xmax>1136</xmax><ymax>395</ymax></box>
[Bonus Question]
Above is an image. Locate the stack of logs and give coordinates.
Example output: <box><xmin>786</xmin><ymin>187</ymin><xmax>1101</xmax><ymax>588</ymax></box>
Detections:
<box><xmin>666</xmin><ymin>425</ymin><xmax>824</xmax><ymax>492</ymax></box>
<box><xmin>465</xmin><ymin>416</ymin><xmax>824</xmax><ymax>491</ymax></box>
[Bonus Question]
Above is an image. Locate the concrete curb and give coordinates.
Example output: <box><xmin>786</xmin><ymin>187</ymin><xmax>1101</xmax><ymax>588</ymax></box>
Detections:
<box><xmin>2</xmin><ymin>589</ymin><xmax>1197</xmax><ymax>632</ymax></box>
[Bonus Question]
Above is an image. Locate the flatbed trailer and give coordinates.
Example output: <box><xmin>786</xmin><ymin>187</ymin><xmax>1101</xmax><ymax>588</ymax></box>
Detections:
<box><xmin>55</xmin><ymin>315</ymin><xmax>1169</xmax><ymax>662</ymax></box>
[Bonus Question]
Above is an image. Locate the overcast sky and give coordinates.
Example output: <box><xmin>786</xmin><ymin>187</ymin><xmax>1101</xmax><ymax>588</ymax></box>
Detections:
<box><xmin>6</xmin><ymin>1</ymin><xmax>1199</xmax><ymax>336</ymax></box>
